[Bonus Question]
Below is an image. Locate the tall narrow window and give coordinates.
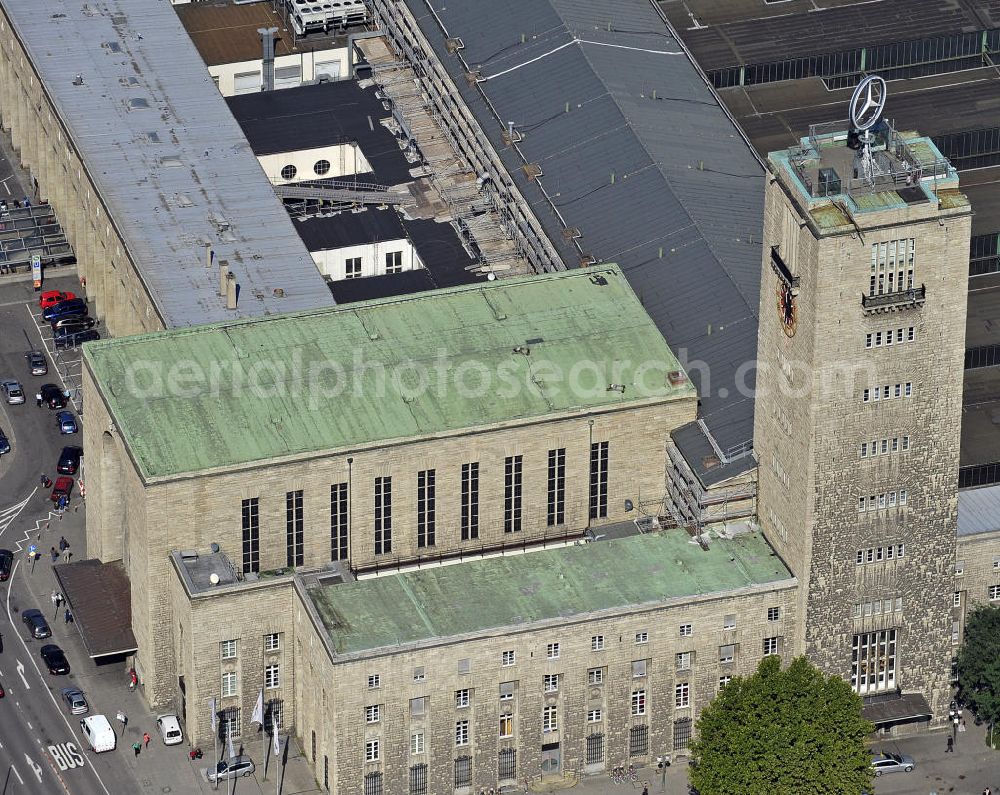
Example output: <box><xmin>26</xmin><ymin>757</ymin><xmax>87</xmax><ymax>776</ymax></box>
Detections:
<box><xmin>589</xmin><ymin>441</ymin><xmax>609</xmax><ymax>519</ymax></box>
<box><xmin>285</xmin><ymin>490</ymin><xmax>304</xmax><ymax>567</ymax></box>
<box><xmin>504</xmin><ymin>455</ymin><xmax>523</xmax><ymax>533</ymax></box>
<box><xmin>330</xmin><ymin>482</ymin><xmax>348</xmax><ymax>561</ymax></box>
<box><xmin>417</xmin><ymin>470</ymin><xmax>436</xmax><ymax>548</ymax></box>
<box><xmin>547</xmin><ymin>448</ymin><xmax>565</xmax><ymax>526</ymax></box>
<box><xmin>461</xmin><ymin>462</ymin><xmax>479</xmax><ymax>540</ymax></box>
<box><xmin>375</xmin><ymin>476</ymin><xmax>392</xmax><ymax>555</ymax></box>
<box><xmin>241</xmin><ymin>498</ymin><xmax>259</xmax><ymax>574</ymax></box>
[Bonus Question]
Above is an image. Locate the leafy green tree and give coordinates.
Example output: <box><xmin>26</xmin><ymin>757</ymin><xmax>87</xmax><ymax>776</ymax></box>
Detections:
<box><xmin>689</xmin><ymin>655</ymin><xmax>874</xmax><ymax>795</ymax></box>
<box><xmin>957</xmin><ymin>604</ymin><xmax>1000</xmax><ymax>734</ymax></box>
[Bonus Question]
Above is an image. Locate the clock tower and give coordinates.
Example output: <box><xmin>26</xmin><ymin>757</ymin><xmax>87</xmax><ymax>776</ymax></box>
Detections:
<box><xmin>754</xmin><ymin>78</ymin><xmax>972</xmax><ymax>730</ymax></box>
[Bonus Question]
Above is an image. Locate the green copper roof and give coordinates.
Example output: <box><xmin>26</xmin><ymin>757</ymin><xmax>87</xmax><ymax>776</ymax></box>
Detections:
<box><xmin>311</xmin><ymin>529</ymin><xmax>794</xmax><ymax>656</ymax></box>
<box><xmin>84</xmin><ymin>266</ymin><xmax>693</xmax><ymax>479</ymax></box>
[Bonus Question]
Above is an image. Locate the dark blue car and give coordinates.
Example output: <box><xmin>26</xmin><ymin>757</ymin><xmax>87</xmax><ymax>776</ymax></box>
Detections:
<box><xmin>42</xmin><ymin>298</ymin><xmax>88</xmax><ymax>323</ymax></box>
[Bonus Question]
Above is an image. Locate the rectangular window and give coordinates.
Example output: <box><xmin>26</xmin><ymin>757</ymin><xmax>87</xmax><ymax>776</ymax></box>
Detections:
<box><xmin>635</xmin><ymin>631</ymin><xmax>649</xmax><ymax>644</ymax></box>
<box><xmin>454</xmin><ymin>757</ymin><xmax>472</xmax><ymax>788</ymax></box>
<box><xmin>455</xmin><ymin>720</ymin><xmax>470</xmax><ymax>746</ymax></box>
<box><xmin>221</xmin><ymin>639</ymin><xmax>237</xmax><ymax>660</ymax></box>
<box><xmin>374</xmin><ymin>476</ymin><xmax>392</xmax><ymax>555</ymax></box>
<box><xmin>767</xmin><ymin>606</ymin><xmax>781</xmax><ymax>621</ymax></box>
<box><xmin>413</xmin><ymin>667</ymin><xmax>426</xmax><ymax>683</ymax></box>
<box><xmin>679</xmin><ymin>624</ymin><xmax>692</xmax><ymax>637</ymax></box>
<box><xmin>365</xmin><ymin>739</ymin><xmax>380</xmax><ymax>762</ymax></box>
<box><xmin>631</xmin><ymin>689</ymin><xmax>646</xmax><ymax>715</ymax></box>
<box><xmin>591</xmin><ymin>635</ymin><xmax>605</xmax><ymax>651</ymax></box>
<box><xmin>547</xmin><ymin>643</ymin><xmax>560</xmax><ymax>659</ymax></box>
<box><xmin>499</xmin><ymin>748</ymin><xmax>517</xmax><ymax>782</ymax></box>
<box><xmin>586</xmin><ymin>733</ymin><xmax>604</xmax><ymax>765</ymax></box>
<box><xmin>675</xmin><ymin>682</ymin><xmax>690</xmax><ymax>708</ymax></box>
<box><xmin>719</xmin><ymin>676</ymin><xmax>732</xmax><ymax>689</ymax></box>
<box><xmin>409</xmin><ymin>764</ymin><xmax>428</xmax><ymax>795</ymax></box>
<box><xmin>504</xmin><ymin>455</ymin><xmax>523</xmax><ymax>533</ymax></box>
<box><xmin>410</xmin><ymin>697</ymin><xmax>425</xmax><ymax>716</ymax></box>
<box><xmin>908</xmin><ymin>326</ymin><xmax>915</xmax><ymax>341</ymax></box>
<box><xmin>499</xmin><ymin>681</ymin><xmax>515</xmax><ymax>701</ymax></box>
<box><xmin>902</xmin><ymin>436</ymin><xmax>910</xmax><ymax>451</ymax></box>
<box><xmin>501</xmin><ymin>650</ymin><xmax>515</xmax><ymax>667</ymax></box>
<box><xmin>719</xmin><ymin>644</ymin><xmax>735</xmax><ymax>664</ymax></box>
<box><xmin>724</xmin><ymin>615</ymin><xmax>737</xmax><ymax>630</ymax></box>
<box><xmin>285</xmin><ymin>490</ymin><xmax>304</xmax><ymax>568</ymax></box>
<box><xmin>458</xmin><ymin>658</ymin><xmax>471</xmax><ymax>674</ymax></box>
<box><xmin>632</xmin><ymin>659</ymin><xmax>647</xmax><ymax>678</ymax></box>
<box><xmin>863</xmin><ymin>388</ymin><xmax>870</xmax><ymax>402</ymax></box>
<box><xmin>543</xmin><ymin>674</ymin><xmax>559</xmax><ymax>693</ymax></box>
<box><xmin>385</xmin><ymin>251</ymin><xmax>403</xmax><ymax>273</ymax></box>
<box><xmin>265</xmin><ymin>633</ymin><xmax>280</xmax><ymax>652</ymax></box>
<box><xmin>330</xmin><ymin>482</ymin><xmax>348</xmax><ymax>561</ymax></box>
<box><xmin>587</xmin><ymin>709</ymin><xmax>602</xmax><ymax>723</ymax></box>
<box><xmin>417</xmin><ymin>469</ymin><xmax>436</xmax><ymax>548</ymax></box>
<box><xmin>894</xmin><ymin>384</ymin><xmax>901</xmax><ymax>398</ymax></box>
<box><xmin>221</xmin><ymin>671</ymin><xmax>238</xmax><ymax>698</ymax></box>
<box><xmin>629</xmin><ymin>725</ymin><xmax>648</xmax><ymax>758</ymax></box>
<box><xmin>365</xmin><ymin>704</ymin><xmax>380</xmax><ymax>723</ymax></box>
<box><xmin>455</xmin><ymin>688</ymin><xmax>470</xmax><ymax>708</ymax></box>
<box><xmin>364</xmin><ymin>773</ymin><xmax>383</xmax><ymax>795</ymax></box>
<box><xmin>499</xmin><ymin>714</ymin><xmax>513</xmax><ymax>738</ymax></box>
<box><xmin>865</xmin><ymin>333</ymin><xmax>873</xmax><ymax>348</ymax></box>
<box><xmin>345</xmin><ymin>257</ymin><xmax>362</xmax><ymax>279</ymax></box>
<box><xmin>860</xmin><ymin>442</ymin><xmax>868</xmax><ymax>458</ymax></box>
<box><xmin>589</xmin><ymin>441</ymin><xmax>609</xmax><ymax>519</ymax></box>
<box><xmin>875</xmin><ymin>331</ymin><xmax>882</xmax><ymax>346</ymax></box>
<box><xmin>547</xmin><ymin>448</ymin><xmax>566</xmax><ymax>526</ymax></box>
<box><xmin>899</xmin><ymin>489</ymin><xmax>907</xmax><ymax>505</ymax></box>
<box><xmin>990</xmin><ymin>585</ymin><xmax>1000</xmax><ymax>601</ymax></box>
<box><xmin>885</xmin><ymin>330</ymin><xmax>892</xmax><ymax>346</ymax></box>
<box><xmin>763</xmin><ymin>637</ymin><xmax>779</xmax><ymax>656</ymax></box>
<box><xmin>220</xmin><ymin>706</ymin><xmax>241</xmax><ymax>740</ymax></box>
<box><xmin>676</xmin><ymin>652</ymin><xmax>691</xmax><ymax>670</ymax></box>
<box><xmin>851</xmin><ymin>629</ymin><xmax>897</xmax><ymax>694</ymax></box>
<box><xmin>241</xmin><ymin>498</ymin><xmax>260</xmax><ymax>574</ymax></box>
<box><xmin>542</xmin><ymin>705</ymin><xmax>557</xmax><ymax>732</ymax></box>
<box><xmin>265</xmin><ymin>663</ymin><xmax>280</xmax><ymax>689</ymax></box>
<box><xmin>367</xmin><ymin>674</ymin><xmax>380</xmax><ymax>689</ymax></box>
<box><xmin>588</xmin><ymin>667</ymin><xmax>604</xmax><ymax>685</ymax></box>
<box><xmin>461</xmin><ymin>462</ymin><xmax>479</xmax><ymax>540</ymax></box>
<box><xmin>905</xmin><ymin>382</ymin><xmax>912</xmax><ymax>397</ymax></box>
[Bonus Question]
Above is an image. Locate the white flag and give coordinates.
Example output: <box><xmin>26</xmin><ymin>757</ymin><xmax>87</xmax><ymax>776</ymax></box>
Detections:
<box><xmin>272</xmin><ymin>721</ymin><xmax>280</xmax><ymax>758</ymax></box>
<box><xmin>251</xmin><ymin>689</ymin><xmax>264</xmax><ymax>726</ymax></box>
<box><xmin>209</xmin><ymin>698</ymin><xmax>217</xmax><ymax>732</ymax></box>
<box><xmin>227</xmin><ymin>728</ymin><xmax>236</xmax><ymax>761</ymax></box>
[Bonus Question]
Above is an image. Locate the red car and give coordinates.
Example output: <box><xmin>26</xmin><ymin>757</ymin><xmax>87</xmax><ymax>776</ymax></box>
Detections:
<box><xmin>39</xmin><ymin>290</ymin><xmax>77</xmax><ymax>310</ymax></box>
<box><xmin>50</xmin><ymin>476</ymin><xmax>74</xmax><ymax>503</ymax></box>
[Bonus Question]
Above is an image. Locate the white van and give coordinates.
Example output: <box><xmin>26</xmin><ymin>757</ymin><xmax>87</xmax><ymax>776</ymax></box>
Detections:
<box><xmin>80</xmin><ymin>715</ymin><xmax>116</xmax><ymax>753</ymax></box>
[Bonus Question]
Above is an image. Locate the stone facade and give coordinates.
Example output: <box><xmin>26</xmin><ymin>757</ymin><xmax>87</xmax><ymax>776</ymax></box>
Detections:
<box><xmin>954</xmin><ymin>530</ymin><xmax>1000</xmax><ymax>643</ymax></box>
<box><xmin>170</xmin><ymin>556</ymin><xmax>796</xmax><ymax>794</ymax></box>
<box><xmin>85</xmin><ymin>354</ymin><xmax>697</xmax><ymax>709</ymax></box>
<box><xmin>755</xmin><ymin>139</ymin><xmax>972</xmax><ymax>725</ymax></box>
<box><xmin>0</xmin><ymin>10</ymin><xmax>165</xmax><ymax>337</ymax></box>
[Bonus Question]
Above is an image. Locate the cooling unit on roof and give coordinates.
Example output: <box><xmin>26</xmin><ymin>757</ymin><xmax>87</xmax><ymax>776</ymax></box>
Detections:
<box><xmin>284</xmin><ymin>0</ymin><xmax>368</xmax><ymax>36</ymax></box>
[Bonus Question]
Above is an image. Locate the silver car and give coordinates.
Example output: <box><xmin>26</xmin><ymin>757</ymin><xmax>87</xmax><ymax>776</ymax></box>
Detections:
<box><xmin>207</xmin><ymin>755</ymin><xmax>255</xmax><ymax>782</ymax></box>
<box><xmin>871</xmin><ymin>751</ymin><xmax>915</xmax><ymax>775</ymax></box>
<box><xmin>1</xmin><ymin>380</ymin><xmax>24</xmax><ymax>405</ymax></box>
<box><xmin>60</xmin><ymin>687</ymin><xmax>89</xmax><ymax>715</ymax></box>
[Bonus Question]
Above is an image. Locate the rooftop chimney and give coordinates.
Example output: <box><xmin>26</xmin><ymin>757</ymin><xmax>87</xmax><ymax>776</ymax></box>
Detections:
<box><xmin>205</xmin><ymin>243</ymin><xmax>214</xmax><ymax>269</ymax></box>
<box><xmin>259</xmin><ymin>27</ymin><xmax>278</xmax><ymax>92</ymax></box>
<box><xmin>225</xmin><ymin>272</ymin><xmax>238</xmax><ymax>310</ymax></box>
<box><xmin>218</xmin><ymin>259</ymin><xmax>230</xmax><ymax>296</ymax></box>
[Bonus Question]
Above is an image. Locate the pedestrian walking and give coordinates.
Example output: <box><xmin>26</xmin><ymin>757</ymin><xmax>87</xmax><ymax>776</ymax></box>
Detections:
<box><xmin>36</xmin><ymin>394</ymin><xmax>42</xmax><ymax>408</ymax></box>
<box><xmin>983</xmin><ymin>787</ymin><xmax>992</xmax><ymax>795</ymax></box>
<box><xmin>56</xmin><ymin>592</ymin><xmax>64</xmax><ymax>608</ymax></box>
<box><xmin>58</xmin><ymin>536</ymin><xmax>68</xmax><ymax>552</ymax></box>
<box><xmin>64</xmin><ymin>608</ymin><xmax>73</xmax><ymax>624</ymax></box>
<box><xmin>946</xmin><ymin>735</ymin><xmax>954</xmax><ymax>752</ymax></box>
<box><xmin>132</xmin><ymin>741</ymin><xmax>141</xmax><ymax>757</ymax></box>
<box><xmin>960</xmin><ymin>718</ymin><xmax>967</xmax><ymax>732</ymax></box>
<box><xmin>50</xmin><ymin>590</ymin><xmax>59</xmax><ymax>610</ymax></box>
<box><xmin>50</xmin><ymin>547</ymin><xmax>59</xmax><ymax>563</ymax></box>
<box><xmin>143</xmin><ymin>732</ymin><xmax>151</xmax><ymax>749</ymax></box>
<box><xmin>62</xmin><ymin>547</ymin><xmax>70</xmax><ymax>562</ymax></box>
<box><xmin>116</xmin><ymin>710</ymin><xmax>128</xmax><ymax>730</ymax></box>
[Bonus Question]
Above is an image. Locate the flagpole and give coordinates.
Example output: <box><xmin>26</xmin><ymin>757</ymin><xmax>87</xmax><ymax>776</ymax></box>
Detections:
<box><xmin>209</xmin><ymin>698</ymin><xmax>218</xmax><ymax>791</ymax></box>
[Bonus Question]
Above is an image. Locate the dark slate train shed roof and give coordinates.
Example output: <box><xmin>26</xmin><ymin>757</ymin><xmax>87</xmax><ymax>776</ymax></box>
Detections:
<box><xmin>403</xmin><ymin>0</ymin><xmax>765</xmax><ymax>458</ymax></box>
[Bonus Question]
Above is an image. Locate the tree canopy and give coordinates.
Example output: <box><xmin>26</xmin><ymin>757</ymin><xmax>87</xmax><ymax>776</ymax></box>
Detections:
<box><xmin>689</xmin><ymin>655</ymin><xmax>874</xmax><ymax>795</ymax></box>
<box><xmin>957</xmin><ymin>604</ymin><xmax>1000</xmax><ymax>729</ymax></box>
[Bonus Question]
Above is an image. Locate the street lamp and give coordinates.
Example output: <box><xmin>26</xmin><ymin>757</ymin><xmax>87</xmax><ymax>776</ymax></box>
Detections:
<box><xmin>948</xmin><ymin>700</ymin><xmax>962</xmax><ymax>745</ymax></box>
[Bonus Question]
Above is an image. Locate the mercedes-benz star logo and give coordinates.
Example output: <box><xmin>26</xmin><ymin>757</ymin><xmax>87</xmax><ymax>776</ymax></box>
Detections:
<box><xmin>849</xmin><ymin>75</ymin><xmax>887</xmax><ymax>131</ymax></box>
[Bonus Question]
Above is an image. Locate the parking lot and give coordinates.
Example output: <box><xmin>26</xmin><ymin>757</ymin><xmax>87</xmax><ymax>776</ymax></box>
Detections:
<box><xmin>25</xmin><ymin>285</ymin><xmax>92</xmax><ymax>415</ymax></box>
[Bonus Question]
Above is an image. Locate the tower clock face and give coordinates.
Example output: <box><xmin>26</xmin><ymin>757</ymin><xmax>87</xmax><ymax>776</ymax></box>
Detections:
<box><xmin>777</xmin><ymin>281</ymin><xmax>797</xmax><ymax>337</ymax></box>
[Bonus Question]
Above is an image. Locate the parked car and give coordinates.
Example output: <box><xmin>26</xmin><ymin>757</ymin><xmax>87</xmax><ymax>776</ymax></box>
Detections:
<box><xmin>61</xmin><ymin>687</ymin><xmax>89</xmax><ymax>715</ymax></box>
<box><xmin>51</xmin><ymin>316</ymin><xmax>97</xmax><ymax>332</ymax></box>
<box><xmin>56</xmin><ymin>411</ymin><xmax>78</xmax><ymax>434</ymax></box>
<box><xmin>54</xmin><ymin>329</ymin><xmax>100</xmax><ymax>350</ymax></box>
<box><xmin>42</xmin><ymin>298</ymin><xmax>88</xmax><ymax>322</ymax></box>
<box><xmin>80</xmin><ymin>715</ymin><xmax>116</xmax><ymax>753</ymax></box>
<box><xmin>871</xmin><ymin>751</ymin><xmax>915</xmax><ymax>775</ymax></box>
<box><xmin>22</xmin><ymin>608</ymin><xmax>52</xmax><ymax>639</ymax></box>
<box><xmin>207</xmin><ymin>756</ymin><xmax>255</xmax><ymax>782</ymax></box>
<box><xmin>39</xmin><ymin>290</ymin><xmax>76</xmax><ymax>310</ymax></box>
<box><xmin>2</xmin><ymin>380</ymin><xmax>25</xmax><ymax>405</ymax></box>
<box><xmin>25</xmin><ymin>350</ymin><xmax>47</xmax><ymax>376</ymax></box>
<box><xmin>156</xmin><ymin>714</ymin><xmax>184</xmax><ymax>746</ymax></box>
<box><xmin>50</xmin><ymin>476</ymin><xmax>74</xmax><ymax>503</ymax></box>
<box><xmin>40</xmin><ymin>383</ymin><xmax>67</xmax><ymax>409</ymax></box>
<box><xmin>40</xmin><ymin>645</ymin><xmax>70</xmax><ymax>675</ymax></box>
<box><xmin>57</xmin><ymin>446</ymin><xmax>83</xmax><ymax>475</ymax></box>
<box><xmin>0</xmin><ymin>549</ymin><xmax>13</xmax><ymax>581</ymax></box>
<box><xmin>0</xmin><ymin>429</ymin><xmax>9</xmax><ymax>456</ymax></box>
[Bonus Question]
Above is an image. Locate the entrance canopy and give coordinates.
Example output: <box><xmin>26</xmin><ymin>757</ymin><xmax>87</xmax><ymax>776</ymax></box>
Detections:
<box><xmin>862</xmin><ymin>692</ymin><xmax>933</xmax><ymax>726</ymax></box>
<box><xmin>54</xmin><ymin>559</ymin><xmax>137</xmax><ymax>659</ymax></box>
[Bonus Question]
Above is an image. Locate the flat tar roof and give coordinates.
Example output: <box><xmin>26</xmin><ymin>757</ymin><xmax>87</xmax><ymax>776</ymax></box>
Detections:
<box><xmin>0</xmin><ymin>0</ymin><xmax>332</xmax><ymax>327</ymax></box>
<box><xmin>958</xmin><ymin>483</ymin><xmax>1000</xmax><ymax>536</ymax></box>
<box><xmin>83</xmin><ymin>266</ymin><xmax>694</xmax><ymax>480</ymax></box>
<box><xmin>310</xmin><ymin>527</ymin><xmax>794</xmax><ymax>656</ymax></box>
